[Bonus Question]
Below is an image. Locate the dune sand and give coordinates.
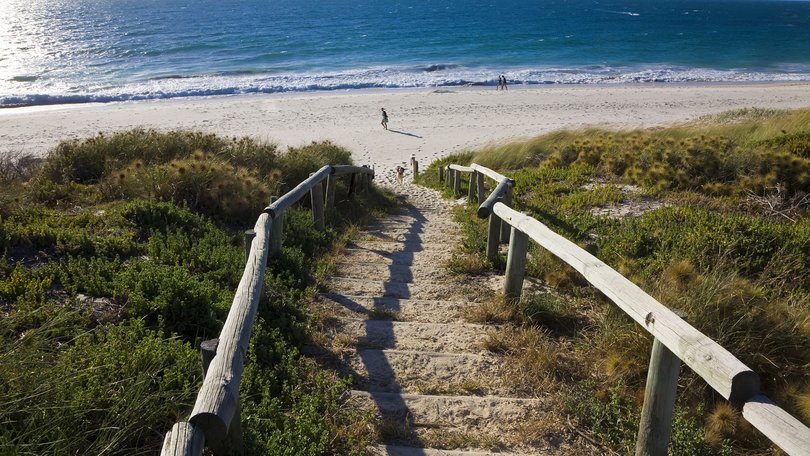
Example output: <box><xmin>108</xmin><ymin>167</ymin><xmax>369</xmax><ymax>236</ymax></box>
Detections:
<box><xmin>1</xmin><ymin>83</ymin><xmax>809</xmax><ymax>184</ymax></box>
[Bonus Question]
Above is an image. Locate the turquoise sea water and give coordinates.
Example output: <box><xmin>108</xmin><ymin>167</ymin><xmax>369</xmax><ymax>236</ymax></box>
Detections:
<box><xmin>1</xmin><ymin>0</ymin><xmax>809</xmax><ymax>107</ymax></box>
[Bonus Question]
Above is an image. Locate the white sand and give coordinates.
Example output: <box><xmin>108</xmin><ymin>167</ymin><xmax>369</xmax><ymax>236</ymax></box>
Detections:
<box><xmin>1</xmin><ymin>83</ymin><xmax>809</xmax><ymax>184</ymax></box>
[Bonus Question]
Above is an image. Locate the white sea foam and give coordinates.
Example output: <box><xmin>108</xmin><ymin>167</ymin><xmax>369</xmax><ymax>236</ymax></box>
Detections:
<box><xmin>2</xmin><ymin>65</ymin><xmax>810</xmax><ymax>107</ymax></box>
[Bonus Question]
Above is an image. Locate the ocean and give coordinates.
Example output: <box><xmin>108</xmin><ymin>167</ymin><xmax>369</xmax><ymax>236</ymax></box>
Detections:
<box><xmin>1</xmin><ymin>0</ymin><xmax>809</xmax><ymax>107</ymax></box>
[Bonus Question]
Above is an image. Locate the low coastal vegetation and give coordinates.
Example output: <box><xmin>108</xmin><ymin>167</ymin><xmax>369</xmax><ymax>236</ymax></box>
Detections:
<box><xmin>418</xmin><ymin>108</ymin><xmax>810</xmax><ymax>455</ymax></box>
<box><xmin>0</xmin><ymin>129</ymin><xmax>390</xmax><ymax>454</ymax></box>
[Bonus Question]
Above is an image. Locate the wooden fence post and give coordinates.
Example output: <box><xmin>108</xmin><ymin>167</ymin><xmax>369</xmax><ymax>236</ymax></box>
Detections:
<box><xmin>200</xmin><ymin>338</ymin><xmax>218</xmax><ymax>376</ymax></box>
<box><xmin>311</xmin><ymin>181</ymin><xmax>325</xmax><ymax>230</ymax></box>
<box><xmin>199</xmin><ymin>339</ymin><xmax>242</xmax><ymax>455</ymax></box>
<box><xmin>413</xmin><ymin>159</ymin><xmax>419</xmax><ymax>178</ymax></box>
<box><xmin>243</xmin><ymin>230</ymin><xmax>255</xmax><ymax>262</ymax></box>
<box><xmin>453</xmin><ymin>170</ymin><xmax>461</xmax><ymax>195</ymax></box>
<box><xmin>468</xmin><ymin>171</ymin><xmax>476</xmax><ymax>201</ymax></box>
<box><xmin>438</xmin><ymin>166</ymin><xmax>444</xmax><ymax>183</ymax></box>
<box><xmin>477</xmin><ymin>172</ymin><xmax>485</xmax><ymax>203</ymax></box>
<box><xmin>325</xmin><ymin>174</ymin><xmax>337</xmax><ymax>209</ymax></box>
<box><xmin>348</xmin><ymin>173</ymin><xmax>356</xmax><ymax>198</ymax></box>
<box><xmin>503</xmin><ymin>227</ymin><xmax>529</xmax><ymax>300</ymax></box>
<box><xmin>486</xmin><ymin>213</ymin><xmax>500</xmax><ymax>263</ymax></box>
<box><xmin>269</xmin><ymin>197</ymin><xmax>284</xmax><ymax>255</ymax></box>
<box><xmin>635</xmin><ymin>311</ymin><xmax>687</xmax><ymax>456</ymax></box>
<box><xmin>499</xmin><ymin>184</ymin><xmax>513</xmax><ymax>243</ymax></box>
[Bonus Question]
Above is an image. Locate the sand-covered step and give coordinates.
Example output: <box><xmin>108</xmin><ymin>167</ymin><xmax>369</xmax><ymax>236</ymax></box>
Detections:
<box><xmin>315</xmin><ymin>294</ymin><xmax>468</xmax><ymax>323</ymax></box>
<box><xmin>346</xmin><ymin>239</ymin><xmax>454</xmax><ymax>253</ymax></box>
<box><xmin>333</xmin><ymin>261</ymin><xmax>454</xmax><ymax>282</ymax></box>
<box><xmin>326</xmin><ymin>277</ymin><xmax>458</xmax><ymax>299</ymax></box>
<box><xmin>346</xmin><ymin>349</ymin><xmax>507</xmax><ymax>395</ymax></box>
<box><xmin>326</xmin><ymin>317</ymin><xmax>491</xmax><ymax>353</ymax></box>
<box><xmin>348</xmin><ymin>391</ymin><xmax>545</xmax><ymax>435</ymax></box>
<box><xmin>367</xmin><ymin>445</ymin><xmax>538</xmax><ymax>456</ymax></box>
<box><xmin>340</xmin><ymin>249</ymin><xmax>453</xmax><ymax>266</ymax></box>
<box><xmin>358</xmin><ymin>231</ymin><xmax>463</xmax><ymax>244</ymax></box>
<box><xmin>364</xmin><ymin>218</ymin><xmax>458</xmax><ymax>230</ymax></box>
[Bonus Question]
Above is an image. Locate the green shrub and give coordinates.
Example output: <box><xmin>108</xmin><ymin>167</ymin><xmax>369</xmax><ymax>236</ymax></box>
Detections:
<box><xmin>0</xmin><ymin>318</ymin><xmax>199</xmax><ymax>455</ymax></box>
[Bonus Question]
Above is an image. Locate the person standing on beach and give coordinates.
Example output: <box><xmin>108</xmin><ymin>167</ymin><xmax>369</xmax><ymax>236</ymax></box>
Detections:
<box><xmin>496</xmin><ymin>75</ymin><xmax>502</xmax><ymax>90</ymax></box>
<box><xmin>381</xmin><ymin>108</ymin><xmax>388</xmax><ymax>130</ymax></box>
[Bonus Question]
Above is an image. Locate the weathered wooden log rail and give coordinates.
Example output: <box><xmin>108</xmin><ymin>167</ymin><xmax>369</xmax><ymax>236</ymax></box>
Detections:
<box><xmin>160</xmin><ymin>164</ymin><xmax>374</xmax><ymax>456</ymax></box>
<box><xmin>440</xmin><ymin>162</ymin><xmax>810</xmax><ymax>456</ymax></box>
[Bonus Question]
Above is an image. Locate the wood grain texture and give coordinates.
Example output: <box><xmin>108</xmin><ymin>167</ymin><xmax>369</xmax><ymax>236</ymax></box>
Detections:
<box><xmin>471</xmin><ymin>163</ymin><xmax>509</xmax><ymax>183</ymax></box>
<box><xmin>743</xmin><ymin>395</ymin><xmax>810</xmax><ymax>456</ymax></box>
<box><xmin>188</xmin><ymin>213</ymin><xmax>272</xmax><ymax>447</ymax></box>
<box><xmin>160</xmin><ymin>422</ymin><xmax>205</xmax><ymax>456</ymax></box>
<box><xmin>492</xmin><ymin>203</ymin><xmax>759</xmax><ymax>402</ymax></box>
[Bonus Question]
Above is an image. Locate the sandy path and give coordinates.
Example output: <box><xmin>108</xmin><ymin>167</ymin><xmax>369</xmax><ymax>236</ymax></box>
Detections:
<box><xmin>311</xmin><ymin>182</ymin><xmax>599</xmax><ymax>455</ymax></box>
<box><xmin>1</xmin><ymin>84</ymin><xmax>809</xmax><ymax>185</ymax></box>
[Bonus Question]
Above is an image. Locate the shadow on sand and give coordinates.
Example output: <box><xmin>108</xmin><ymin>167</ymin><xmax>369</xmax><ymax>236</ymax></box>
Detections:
<box><xmin>388</xmin><ymin>129</ymin><xmax>423</xmax><ymax>139</ymax></box>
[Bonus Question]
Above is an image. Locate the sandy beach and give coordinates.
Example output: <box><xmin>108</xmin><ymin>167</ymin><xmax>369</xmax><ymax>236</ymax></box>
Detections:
<box><xmin>2</xmin><ymin>83</ymin><xmax>809</xmax><ymax>184</ymax></box>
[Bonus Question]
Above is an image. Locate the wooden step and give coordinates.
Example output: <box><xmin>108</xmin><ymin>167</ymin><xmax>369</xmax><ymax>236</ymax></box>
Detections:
<box><xmin>326</xmin><ymin>277</ymin><xmax>458</xmax><ymax>300</ymax></box>
<box><xmin>345</xmin><ymin>349</ymin><xmax>507</xmax><ymax>395</ymax></box>
<box><xmin>333</xmin><ymin>261</ymin><xmax>454</xmax><ymax>282</ymax></box>
<box><xmin>316</xmin><ymin>293</ymin><xmax>468</xmax><ymax>323</ymax></box>
<box><xmin>346</xmin><ymin>239</ymin><xmax>454</xmax><ymax>253</ymax></box>
<box><xmin>340</xmin><ymin>249</ymin><xmax>453</xmax><ymax>266</ymax></box>
<box><xmin>320</xmin><ymin>317</ymin><xmax>491</xmax><ymax>353</ymax></box>
<box><xmin>367</xmin><ymin>445</ymin><xmax>539</xmax><ymax>456</ymax></box>
<box><xmin>349</xmin><ymin>390</ymin><xmax>544</xmax><ymax>428</ymax></box>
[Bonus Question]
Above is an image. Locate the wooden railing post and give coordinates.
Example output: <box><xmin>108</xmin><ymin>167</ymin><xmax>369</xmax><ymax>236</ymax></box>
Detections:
<box><xmin>503</xmin><ymin>226</ymin><xmax>528</xmax><ymax>300</ymax></box>
<box><xmin>453</xmin><ymin>170</ymin><xmax>461</xmax><ymax>195</ymax></box>
<box><xmin>476</xmin><ymin>172</ymin><xmax>485</xmax><ymax>203</ymax></box>
<box><xmin>311</xmin><ymin>181</ymin><xmax>325</xmax><ymax>230</ymax></box>
<box><xmin>468</xmin><ymin>171</ymin><xmax>476</xmax><ymax>201</ymax></box>
<box><xmin>200</xmin><ymin>339</ymin><xmax>218</xmax><ymax>376</ymax></box>
<box><xmin>197</xmin><ymin>339</ymin><xmax>242</xmax><ymax>455</ymax></box>
<box><xmin>269</xmin><ymin>197</ymin><xmax>283</xmax><ymax>255</ymax></box>
<box><xmin>438</xmin><ymin>166</ymin><xmax>444</xmax><ymax>183</ymax></box>
<box><xmin>635</xmin><ymin>311</ymin><xmax>687</xmax><ymax>456</ymax></box>
<box><xmin>348</xmin><ymin>173</ymin><xmax>356</xmax><ymax>197</ymax></box>
<box><xmin>243</xmin><ymin>230</ymin><xmax>255</xmax><ymax>262</ymax></box>
<box><xmin>325</xmin><ymin>174</ymin><xmax>337</xmax><ymax>209</ymax></box>
<box><xmin>486</xmin><ymin>212</ymin><xmax>500</xmax><ymax>262</ymax></box>
<box><xmin>499</xmin><ymin>184</ymin><xmax>513</xmax><ymax>243</ymax></box>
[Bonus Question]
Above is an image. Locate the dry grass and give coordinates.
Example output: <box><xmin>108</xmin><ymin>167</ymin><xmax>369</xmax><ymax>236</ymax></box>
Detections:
<box><xmin>463</xmin><ymin>295</ymin><xmax>518</xmax><ymax>324</ymax></box>
<box><xmin>368</xmin><ymin>307</ymin><xmax>400</xmax><ymax>320</ymax></box>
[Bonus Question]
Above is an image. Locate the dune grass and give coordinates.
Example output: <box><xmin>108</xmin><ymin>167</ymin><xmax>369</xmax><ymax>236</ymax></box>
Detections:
<box><xmin>416</xmin><ymin>108</ymin><xmax>810</xmax><ymax>455</ymax></box>
<box><xmin>0</xmin><ymin>129</ymin><xmax>390</xmax><ymax>455</ymax></box>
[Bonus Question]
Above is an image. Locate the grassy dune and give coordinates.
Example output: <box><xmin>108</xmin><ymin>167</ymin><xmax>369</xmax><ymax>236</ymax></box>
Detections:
<box><xmin>418</xmin><ymin>108</ymin><xmax>810</xmax><ymax>455</ymax></box>
<box><xmin>0</xmin><ymin>129</ymin><xmax>391</xmax><ymax>455</ymax></box>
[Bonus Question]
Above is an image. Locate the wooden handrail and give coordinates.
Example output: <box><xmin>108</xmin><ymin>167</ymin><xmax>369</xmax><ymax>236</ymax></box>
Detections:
<box><xmin>263</xmin><ymin>166</ymin><xmax>332</xmax><ymax>218</ymax></box>
<box><xmin>492</xmin><ymin>202</ymin><xmax>759</xmax><ymax>402</ymax></box>
<box><xmin>161</xmin><ymin>163</ymin><xmax>374</xmax><ymax>456</ymax></box>
<box><xmin>188</xmin><ymin>212</ymin><xmax>272</xmax><ymax>453</ymax></box>
<box><xmin>453</xmin><ymin>162</ymin><xmax>810</xmax><ymax>456</ymax></box>
<box><xmin>448</xmin><ymin>164</ymin><xmax>473</xmax><ymax>173</ymax></box>
<box><xmin>476</xmin><ymin>178</ymin><xmax>511</xmax><ymax>218</ymax></box>
<box><xmin>470</xmin><ymin>163</ymin><xmax>509</xmax><ymax>182</ymax></box>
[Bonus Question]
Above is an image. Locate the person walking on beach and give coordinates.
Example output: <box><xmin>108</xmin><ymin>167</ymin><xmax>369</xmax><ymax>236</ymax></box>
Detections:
<box><xmin>496</xmin><ymin>75</ymin><xmax>502</xmax><ymax>90</ymax></box>
<box><xmin>381</xmin><ymin>108</ymin><xmax>388</xmax><ymax>130</ymax></box>
<box><xmin>500</xmin><ymin>75</ymin><xmax>508</xmax><ymax>91</ymax></box>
